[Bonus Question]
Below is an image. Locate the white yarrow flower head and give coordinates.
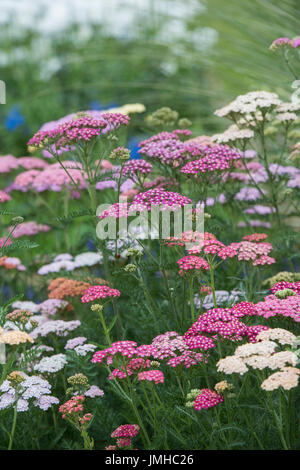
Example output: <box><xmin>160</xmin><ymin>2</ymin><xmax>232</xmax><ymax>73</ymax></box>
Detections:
<box><xmin>215</xmin><ymin>91</ymin><xmax>281</xmax><ymax>120</ymax></box>
<box><xmin>217</xmin><ymin>356</ymin><xmax>249</xmax><ymax>375</ymax></box>
<box><xmin>31</xmin><ymin>320</ymin><xmax>81</xmax><ymax>339</ymax></box>
<box><xmin>212</xmin><ymin>125</ymin><xmax>254</xmax><ymax>143</ymax></box>
<box><xmin>0</xmin><ymin>374</ymin><xmax>59</xmax><ymax>411</ymax></box>
<box><xmin>34</xmin><ymin>354</ymin><xmax>68</xmax><ymax>373</ymax></box>
<box><xmin>256</xmin><ymin>328</ymin><xmax>296</xmax><ymax>346</ymax></box>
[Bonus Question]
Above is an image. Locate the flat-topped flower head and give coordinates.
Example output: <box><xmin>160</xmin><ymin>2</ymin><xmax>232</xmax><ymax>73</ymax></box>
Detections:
<box><xmin>138</xmin><ymin>130</ymin><xmax>192</xmax><ymax>166</ymax></box>
<box><xmin>293</xmin><ymin>38</ymin><xmax>300</xmax><ymax>48</ymax></box>
<box><xmin>98</xmin><ymin>189</ymin><xmax>191</xmax><ymax>219</ymax></box>
<box><xmin>138</xmin><ymin>370</ymin><xmax>164</xmax><ymax>384</ymax></box>
<box><xmin>81</xmin><ymin>285</ymin><xmax>121</xmax><ymax>303</ymax></box>
<box><xmin>131</xmin><ymin>188</ymin><xmax>192</xmax><ymax>211</ymax></box>
<box><xmin>180</xmin><ymin>145</ymin><xmax>241</xmax><ymax>176</ymax></box>
<box><xmin>0</xmin><ymin>190</ymin><xmax>11</xmax><ymax>203</ymax></box>
<box><xmin>0</xmin><ymin>154</ymin><xmax>19</xmax><ymax>173</ymax></box>
<box><xmin>193</xmin><ymin>389</ymin><xmax>224</xmax><ymax>410</ymax></box>
<box><xmin>270</xmin><ymin>37</ymin><xmax>293</xmax><ymax>51</ymax></box>
<box><xmin>215</xmin><ymin>91</ymin><xmax>281</xmax><ymax>119</ymax></box>
<box><xmin>243</xmin><ymin>233</ymin><xmax>268</xmax><ymax>242</ymax></box>
<box><xmin>111</xmin><ymin>424</ymin><xmax>140</xmax><ymax>438</ymax></box>
<box><xmin>271</xmin><ymin>281</ymin><xmax>300</xmax><ymax>296</ymax></box>
<box><xmin>255</xmin><ymin>293</ymin><xmax>300</xmax><ymax>322</ymax></box>
<box><xmin>229</xmin><ymin>240</ymin><xmax>274</xmax><ymax>265</ymax></box>
<box><xmin>28</xmin><ymin>113</ymin><xmax>130</xmax><ymax>151</ymax></box>
<box><xmin>0</xmin><ymin>329</ymin><xmax>34</xmax><ymax>345</ymax></box>
<box><xmin>122</xmin><ymin>160</ymin><xmax>152</xmax><ymax>179</ymax></box>
<box><xmin>177</xmin><ymin>255</ymin><xmax>210</xmax><ymax>276</ymax></box>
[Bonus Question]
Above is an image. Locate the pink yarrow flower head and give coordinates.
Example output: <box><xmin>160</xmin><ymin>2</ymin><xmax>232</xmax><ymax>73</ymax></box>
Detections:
<box><xmin>28</xmin><ymin>113</ymin><xmax>130</xmax><ymax>152</ymax></box>
<box><xmin>0</xmin><ymin>155</ymin><xmax>19</xmax><ymax>173</ymax></box>
<box><xmin>150</xmin><ymin>331</ymin><xmax>205</xmax><ymax>368</ymax></box>
<box><xmin>270</xmin><ymin>37</ymin><xmax>293</xmax><ymax>51</ymax></box>
<box><xmin>9</xmin><ymin>221</ymin><xmax>51</xmax><ymax>239</ymax></box>
<box><xmin>0</xmin><ymin>191</ymin><xmax>11</xmax><ymax>203</ymax></box>
<box><xmin>91</xmin><ymin>341</ymin><xmax>138</xmax><ymax>364</ymax></box>
<box><xmin>122</xmin><ymin>160</ymin><xmax>152</xmax><ymax>180</ymax></box>
<box><xmin>138</xmin><ymin>130</ymin><xmax>193</xmax><ymax>166</ymax></box>
<box><xmin>180</xmin><ymin>145</ymin><xmax>241</xmax><ymax>176</ymax></box>
<box><xmin>255</xmin><ymin>293</ymin><xmax>300</xmax><ymax>322</ymax></box>
<box><xmin>252</xmin><ymin>255</ymin><xmax>276</xmax><ymax>266</ymax></box>
<box><xmin>17</xmin><ymin>156</ymin><xmax>49</xmax><ymax>170</ymax></box>
<box><xmin>193</xmin><ymin>389</ymin><xmax>224</xmax><ymax>410</ymax></box>
<box><xmin>293</xmin><ymin>38</ymin><xmax>300</xmax><ymax>48</ymax></box>
<box><xmin>111</xmin><ymin>424</ymin><xmax>140</xmax><ymax>438</ymax></box>
<box><xmin>188</xmin><ymin>238</ymin><xmax>237</xmax><ymax>261</ymax></box>
<box><xmin>116</xmin><ymin>438</ymin><xmax>132</xmax><ymax>448</ymax></box>
<box><xmin>138</xmin><ymin>370</ymin><xmax>164</xmax><ymax>384</ymax></box>
<box><xmin>59</xmin><ymin>395</ymin><xmax>85</xmax><ymax>419</ymax></box>
<box><xmin>131</xmin><ymin>188</ymin><xmax>192</xmax><ymax>211</ymax></box>
<box><xmin>177</xmin><ymin>255</ymin><xmax>210</xmax><ymax>276</ymax></box>
<box><xmin>243</xmin><ymin>233</ymin><xmax>268</xmax><ymax>242</ymax></box>
<box><xmin>81</xmin><ymin>285</ymin><xmax>121</xmax><ymax>303</ymax></box>
<box><xmin>183</xmin><ymin>306</ymin><xmax>267</xmax><ymax>348</ymax></box>
<box><xmin>98</xmin><ymin>189</ymin><xmax>192</xmax><ymax>219</ymax></box>
<box><xmin>229</xmin><ymin>240</ymin><xmax>275</xmax><ymax>265</ymax></box>
<box><xmin>271</xmin><ymin>281</ymin><xmax>300</xmax><ymax>295</ymax></box>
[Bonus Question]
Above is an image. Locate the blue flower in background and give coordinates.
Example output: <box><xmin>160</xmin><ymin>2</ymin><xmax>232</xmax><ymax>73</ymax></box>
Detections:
<box><xmin>128</xmin><ymin>136</ymin><xmax>141</xmax><ymax>159</ymax></box>
<box><xmin>26</xmin><ymin>287</ymin><xmax>35</xmax><ymax>300</ymax></box>
<box><xmin>86</xmin><ymin>237</ymin><xmax>96</xmax><ymax>250</ymax></box>
<box><xmin>5</xmin><ymin>105</ymin><xmax>25</xmax><ymax>131</ymax></box>
<box><xmin>2</xmin><ymin>284</ymin><xmax>11</xmax><ymax>301</ymax></box>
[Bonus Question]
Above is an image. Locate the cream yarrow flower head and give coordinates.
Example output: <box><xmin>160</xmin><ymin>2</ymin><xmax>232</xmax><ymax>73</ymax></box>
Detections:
<box><xmin>214</xmin><ymin>380</ymin><xmax>234</xmax><ymax>394</ymax></box>
<box><xmin>0</xmin><ymin>329</ymin><xmax>34</xmax><ymax>345</ymax></box>
<box><xmin>7</xmin><ymin>371</ymin><xmax>25</xmax><ymax>387</ymax></box>
<box><xmin>257</xmin><ymin>328</ymin><xmax>296</xmax><ymax>346</ymax></box>
<box><xmin>261</xmin><ymin>367</ymin><xmax>300</xmax><ymax>391</ymax></box>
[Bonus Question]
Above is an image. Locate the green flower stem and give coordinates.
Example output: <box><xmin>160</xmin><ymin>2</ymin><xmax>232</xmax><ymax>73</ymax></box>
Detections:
<box><xmin>189</xmin><ymin>277</ymin><xmax>195</xmax><ymax>323</ymax></box>
<box><xmin>209</xmin><ymin>265</ymin><xmax>217</xmax><ymax>308</ymax></box>
<box><xmin>8</xmin><ymin>391</ymin><xmax>18</xmax><ymax>450</ymax></box>
<box><xmin>98</xmin><ymin>306</ymin><xmax>111</xmax><ymax>346</ymax></box>
<box><xmin>266</xmin><ymin>392</ymin><xmax>289</xmax><ymax>450</ymax></box>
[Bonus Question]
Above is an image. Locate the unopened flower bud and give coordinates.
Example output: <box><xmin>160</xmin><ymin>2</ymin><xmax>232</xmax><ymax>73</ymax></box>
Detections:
<box><xmin>91</xmin><ymin>304</ymin><xmax>103</xmax><ymax>312</ymax></box>
<box><xmin>124</xmin><ymin>263</ymin><xmax>137</xmax><ymax>273</ymax></box>
<box><xmin>275</xmin><ymin>288</ymin><xmax>296</xmax><ymax>299</ymax></box>
<box><xmin>10</xmin><ymin>216</ymin><xmax>24</xmax><ymax>225</ymax></box>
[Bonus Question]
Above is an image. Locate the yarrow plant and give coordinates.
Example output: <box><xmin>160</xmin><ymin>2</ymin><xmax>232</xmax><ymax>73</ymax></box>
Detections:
<box><xmin>1</xmin><ymin>38</ymin><xmax>300</xmax><ymax>452</ymax></box>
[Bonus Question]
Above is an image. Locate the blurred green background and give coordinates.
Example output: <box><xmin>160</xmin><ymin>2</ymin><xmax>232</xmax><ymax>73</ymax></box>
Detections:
<box><xmin>0</xmin><ymin>0</ymin><xmax>299</xmax><ymax>155</ymax></box>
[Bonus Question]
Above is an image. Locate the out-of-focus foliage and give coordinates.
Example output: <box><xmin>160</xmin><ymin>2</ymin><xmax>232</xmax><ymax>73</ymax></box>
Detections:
<box><xmin>196</xmin><ymin>0</ymin><xmax>300</xmax><ymax>102</ymax></box>
<box><xmin>1</xmin><ymin>0</ymin><xmax>300</xmax><ymax>154</ymax></box>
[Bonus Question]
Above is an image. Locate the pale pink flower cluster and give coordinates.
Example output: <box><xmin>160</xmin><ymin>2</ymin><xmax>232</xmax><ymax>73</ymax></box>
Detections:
<box><xmin>229</xmin><ymin>240</ymin><xmax>275</xmax><ymax>266</ymax></box>
<box><xmin>0</xmin><ymin>155</ymin><xmax>20</xmax><ymax>173</ymax></box>
<box><xmin>138</xmin><ymin>370</ymin><xmax>164</xmax><ymax>384</ymax></box>
<box><xmin>10</xmin><ymin>222</ymin><xmax>51</xmax><ymax>239</ymax></box>
<box><xmin>150</xmin><ymin>331</ymin><xmax>204</xmax><ymax>368</ymax></box>
<box><xmin>0</xmin><ymin>190</ymin><xmax>11</xmax><ymax>203</ymax></box>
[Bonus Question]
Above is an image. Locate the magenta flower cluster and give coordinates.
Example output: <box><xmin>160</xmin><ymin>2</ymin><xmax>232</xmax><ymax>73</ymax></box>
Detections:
<box><xmin>81</xmin><ymin>285</ymin><xmax>121</xmax><ymax>303</ymax></box>
<box><xmin>138</xmin><ymin>130</ymin><xmax>192</xmax><ymax>166</ymax></box>
<box><xmin>180</xmin><ymin>145</ymin><xmax>241</xmax><ymax>175</ymax></box>
<box><xmin>28</xmin><ymin>113</ymin><xmax>130</xmax><ymax>150</ymax></box>
<box><xmin>193</xmin><ymin>389</ymin><xmax>224</xmax><ymax>411</ymax></box>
